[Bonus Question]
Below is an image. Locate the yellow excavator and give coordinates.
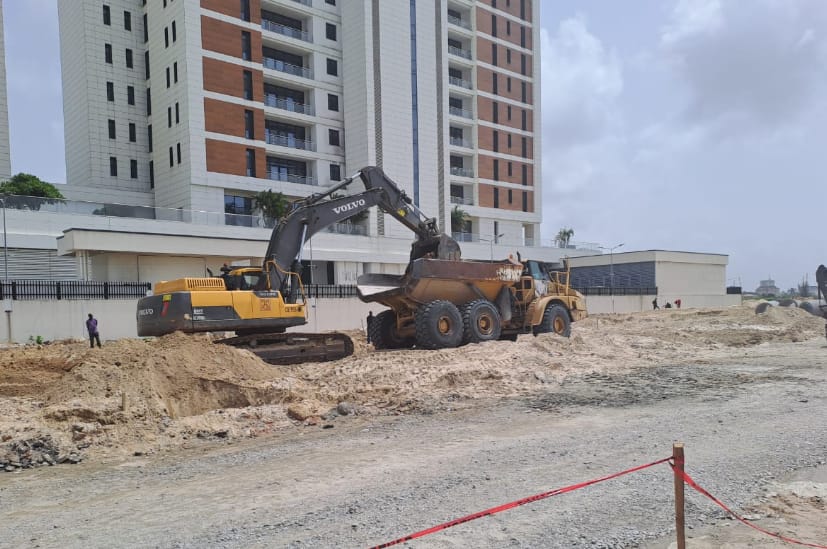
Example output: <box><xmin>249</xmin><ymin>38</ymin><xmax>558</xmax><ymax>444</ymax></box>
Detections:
<box><xmin>136</xmin><ymin>166</ymin><xmax>460</xmax><ymax>364</ymax></box>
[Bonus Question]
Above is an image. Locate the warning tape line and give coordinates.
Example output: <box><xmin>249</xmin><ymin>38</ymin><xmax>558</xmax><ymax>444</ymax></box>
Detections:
<box><xmin>671</xmin><ymin>464</ymin><xmax>827</xmax><ymax>549</ymax></box>
<box><xmin>369</xmin><ymin>456</ymin><xmax>672</xmax><ymax>548</ymax></box>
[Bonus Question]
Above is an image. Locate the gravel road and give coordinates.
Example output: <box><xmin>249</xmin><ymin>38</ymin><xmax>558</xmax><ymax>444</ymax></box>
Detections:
<box><xmin>1</xmin><ymin>338</ymin><xmax>825</xmax><ymax>548</ymax></box>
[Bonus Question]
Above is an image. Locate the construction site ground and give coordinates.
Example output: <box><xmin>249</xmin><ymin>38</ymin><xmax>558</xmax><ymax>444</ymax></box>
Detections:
<box><xmin>1</xmin><ymin>305</ymin><xmax>826</xmax><ymax>548</ymax></box>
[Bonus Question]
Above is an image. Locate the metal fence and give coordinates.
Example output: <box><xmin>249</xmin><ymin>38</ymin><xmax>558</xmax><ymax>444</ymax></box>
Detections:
<box><xmin>573</xmin><ymin>286</ymin><xmax>658</xmax><ymax>296</ymax></box>
<box><xmin>0</xmin><ymin>280</ymin><xmax>152</xmax><ymax>300</ymax></box>
<box><xmin>303</xmin><ymin>284</ymin><xmax>359</xmax><ymax>299</ymax></box>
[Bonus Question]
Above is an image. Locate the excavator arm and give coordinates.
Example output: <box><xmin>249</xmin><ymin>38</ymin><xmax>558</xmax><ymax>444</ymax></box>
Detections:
<box><xmin>817</xmin><ymin>264</ymin><xmax>827</xmax><ymax>311</ymax></box>
<box><xmin>262</xmin><ymin>166</ymin><xmax>460</xmax><ymax>299</ymax></box>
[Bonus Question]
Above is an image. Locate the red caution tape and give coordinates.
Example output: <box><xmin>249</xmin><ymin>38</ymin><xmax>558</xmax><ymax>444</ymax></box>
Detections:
<box><xmin>370</xmin><ymin>456</ymin><xmax>672</xmax><ymax>549</ymax></box>
<box><xmin>671</xmin><ymin>464</ymin><xmax>827</xmax><ymax>549</ymax></box>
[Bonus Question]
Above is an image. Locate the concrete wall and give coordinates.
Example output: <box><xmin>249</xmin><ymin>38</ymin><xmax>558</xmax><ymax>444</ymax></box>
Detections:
<box><xmin>0</xmin><ymin>297</ymin><xmax>387</xmax><ymax>344</ymax></box>
<box><xmin>582</xmin><ymin>294</ymin><xmax>742</xmax><ymax>315</ymax></box>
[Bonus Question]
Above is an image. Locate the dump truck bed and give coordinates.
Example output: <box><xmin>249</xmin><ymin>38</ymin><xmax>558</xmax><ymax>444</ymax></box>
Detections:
<box><xmin>357</xmin><ymin>258</ymin><xmax>523</xmax><ymax>308</ymax></box>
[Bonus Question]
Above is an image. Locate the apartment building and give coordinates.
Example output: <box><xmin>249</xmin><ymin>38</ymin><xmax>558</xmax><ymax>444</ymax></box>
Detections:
<box><xmin>56</xmin><ymin>0</ymin><xmax>545</xmax><ymax>283</ymax></box>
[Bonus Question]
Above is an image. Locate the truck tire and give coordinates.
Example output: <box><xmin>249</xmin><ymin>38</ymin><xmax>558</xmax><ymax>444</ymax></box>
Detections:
<box><xmin>415</xmin><ymin>300</ymin><xmax>464</xmax><ymax>349</ymax></box>
<box><xmin>534</xmin><ymin>303</ymin><xmax>571</xmax><ymax>338</ymax></box>
<box><xmin>370</xmin><ymin>310</ymin><xmax>410</xmax><ymax>350</ymax></box>
<box><xmin>461</xmin><ymin>299</ymin><xmax>502</xmax><ymax>344</ymax></box>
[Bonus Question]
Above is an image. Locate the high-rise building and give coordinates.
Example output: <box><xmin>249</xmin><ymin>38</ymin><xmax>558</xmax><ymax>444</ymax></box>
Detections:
<box><xmin>58</xmin><ymin>0</ymin><xmax>541</xmax><ymax>268</ymax></box>
<box><xmin>0</xmin><ymin>0</ymin><xmax>11</xmax><ymax>181</ymax></box>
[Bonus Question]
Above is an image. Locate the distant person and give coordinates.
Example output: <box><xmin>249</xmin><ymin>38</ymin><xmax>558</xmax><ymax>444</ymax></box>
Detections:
<box><xmin>366</xmin><ymin>311</ymin><xmax>375</xmax><ymax>344</ymax></box>
<box><xmin>665</xmin><ymin>302</ymin><xmax>672</xmax><ymax>309</ymax></box>
<box><xmin>652</xmin><ymin>298</ymin><xmax>660</xmax><ymax>310</ymax></box>
<box><xmin>675</xmin><ymin>298</ymin><xmax>682</xmax><ymax>309</ymax></box>
<box><xmin>86</xmin><ymin>313</ymin><xmax>102</xmax><ymax>348</ymax></box>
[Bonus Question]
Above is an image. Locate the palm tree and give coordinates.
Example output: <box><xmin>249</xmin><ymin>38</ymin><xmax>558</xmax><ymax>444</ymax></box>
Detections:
<box><xmin>451</xmin><ymin>205</ymin><xmax>469</xmax><ymax>234</ymax></box>
<box><xmin>555</xmin><ymin>227</ymin><xmax>574</xmax><ymax>248</ymax></box>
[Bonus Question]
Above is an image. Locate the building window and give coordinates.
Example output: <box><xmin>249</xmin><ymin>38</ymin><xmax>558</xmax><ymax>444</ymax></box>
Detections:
<box><xmin>109</xmin><ymin>157</ymin><xmax>118</xmax><ymax>177</ymax></box>
<box><xmin>108</xmin><ymin>119</ymin><xmax>116</xmax><ymax>139</ymax></box>
<box><xmin>172</xmin><ymin>21</ymin><xmax>177</xmax><ymax>42</ymax></box>
<box><xmin>105</xmin><ymin>44</ymin><xmax>112</xmax><ymax>64</ymax></box>
<box><xmin>521</xmin><ymin>81</ymin><xmax>527</xmax><ymax>103</ymax></box>
<box><xmin>522</xmin><ymin>136</ymin><xmax>528</xmax><ymax>158</ymax></box>
<box><xmin>169</xmin><ymin>146</ymin><xmax>174</xmax><ymax>167</ymax></box>
<box><xmin>126</xmin><ymin>48</ymin><xmax>133</xmax><ymax>68</ymax></box>
<box><xmin>106</xmin><ymin>82</ymin><xmax>114</xmax><ymax>102</ymax></box>
<box><xmin>243</xmin><ymin>70</ymin><xmax>253</xmax><ymax>99</ymax></box>
<box><xmin>130</xmin><ymin>159</ymin><xmax>138</xmax><ymax>179</ymax></box>
<box><xmin>326</xmin><ymin>23</ymin><xmax>337</xmax><ymax>41</ymax></box>
<box><xmin>175</xmin><ymin>102</ymin><xmax>180</xmax><ymax>124</ymax></box>
<box><xmin>326</xmin><ymin>58</ymin><xmax>338</xmax><ymax>76</ymax></box>
<box><xmin>176</xmin><ymin>142</ymin><xmax>181</xmax><ymax>164</ymax></box>
<box><xmin>493</xmin><ymin>130</ymin><xmax>499</xmax><ymax>152</ymax></box>
<box><xmin>508</xmin><ymin>189</ymin><xmax>513</xmax><ymax>203</ymax></box>
<box><xmin>149</xmin><ymin>161</ymin><xmax>154</xmax><ymax>188</ymax></box>
<box><xmin>167</xmin><ymin>106</ymin><xmax>172</xmax><ymax>127</ymax></box>
<box><xmin>241</xmin><ymin>31</ymin><xmax>251</xmax><ymax>60</ymax></box>
<box><xmin>492</xmin><ymin>44</ymin><xmax>498</xmax><ymax>66</ymax></box>
<box><xmin>129</xmin><ymin>122</ymin><xmax>136</xmax><ymax>142</ymax></box>
<box><xmin>244</xmin><ymin>109</ymin><xmax>254</xmax><ymax>139</ymax></box>
<box><xmin>166</xmin><ymin>67</ymin><xmax>170</xmax><ymax>87</ymax></box>
<box><xmin>164</xmin><ymin>27</ymin><xmax>169</xmax><ymax>48</ymax></box>
<box><xmin>507</xmin><ymin>133</ymin><xmax>512</xmax><ymax>149</ymax></box>
<box><xmin>240</xmin><ymin>0</ymin><xmax>250</xmax><ymax>21</ymax></box>
<box><xmin>143</xmin><ymin>14</ymin><xmax>148</xmax><ymax>42</ymax></box>
<box><xmin>507</xmin><ymin>105</ymin><xmax>512</xmax><ymax>120</ymax></box>
<box><xmin>492</xmin><ymin>74</ymin><xmax>498</xmax><ymax>95</ymax></box>
<box><xmin>127</xmin><ymin>86</ymin><xmax>135</xmax><ymax>105</ymax></box>
<box><xmin>148</xmin><ymin>125</ymin><xmax>153</xmax><ymax>152</ymax></box>
<box><xmin>124</xmin><ymin>10</ymin><xmax>131</xmax><ymax>31</ymax></box>
<box><xmin>507</xmin><ymin>161</ymin><xmax>513</xmax><ymax>177</ymax></box>
<box><xmin>507</xmin><ymin>77</ymin><xmax>512</xmax><ymax>93</ymax></box>
<box><xmin>325</xmin><ymin>0</ymin><xmax>336</xmax><ymax>4</ymax></box>
<box><xmin>173</xmin><ymin>62</ymin><xmax>178</xmax><ymax>83</ymax></box>
<box><xmin>146</xmin><ymin>88</ymin><xmax>152</xmax><ymax>115</ymax></box>
<box><xmin>520</xmin><ymin>26</ymin><xmax>526</xmax><ymax>48</ymax></box>
<box><xmin>493</xmin><ymin>187</ymin><xmax>499</xmax><ymax>208</ymax></box>
<box><xmin>522</xmin><ymin>164</ymin><xmax>528</xmax><ymax>185</ymax></box>
<box><xmin>103</xmin><ymin>5</ymin><xmax>111</xmax><ymax>25</ymax></box>
<box><xmin>521</xmin><ymin>109</ymin><xmax>527</xmax><ymax>130</ymax></box>
<box><xmin>328</xmin><ymin>129</ymin><xmax>340</xmax><ymax>146</ymax></box>
<box><xmin>522</xmin><ymin>191</ymin><xmax>528</xmax><ymax>212</ymax></box>
<box><xmin>145</xmin><ymin>51</ymin><xmax>150</xmax><ymax>79</ymax></box>
<box><xmin>225</xmin><ymin>195</ymin><xmax>253</xmax><ymax>224</ymax></box>
<box><xmin>506</xmin><ymin>49</ymin><xmax>511</xmax><ymax>65</ymax></box>
<box><xmin>245</xmin><ymin>148</ymin><xmax>256</xmax><ymax>177</ymax></box>
<box><xmin>330</xmin><ymin>164</ymin><xmax>341</xmax><ymax>181</ymax></box>
<box><xmin>492</xmin><ymin>101</ymin><xmax>498</xmax><ymax>123</ymax></box>
<box><xmin>493</xmin><ymin>159</ymin><xmax>499</xmax><ymax>181</ymax></box>
<box><xmin>491</xmin><ymin>14</ymin><xmax>497</xmax><ymax>37</ymax></box>
<box><xmin>327</xmin><ymin>93</ymin><xmax>339</xmax><ymax>111</ymax></box>
<box><xmin>506</xmin><ymin>20</ymin><xmax>511</xmax><ymax>35</ymax></box>
<box><xmin>521</xmin><ymin>54</ymin><xmax>527</xmax><ymax>75</ymax></box>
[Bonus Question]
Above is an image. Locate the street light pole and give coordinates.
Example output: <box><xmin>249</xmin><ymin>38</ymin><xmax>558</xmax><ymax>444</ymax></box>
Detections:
<box><xmin>599</xmin><ymin>242</ymin><xmax>624</xmax><ymax>313</ymax></box>
<box><xmin>1</xmin><ymin>197</ymin><xmax>10</xmax><ymax>343</ymax></box>
<box><xmin>485</xmin><ymin>233</ymin><xmax>505</xmax><ymax>261</ymax></box>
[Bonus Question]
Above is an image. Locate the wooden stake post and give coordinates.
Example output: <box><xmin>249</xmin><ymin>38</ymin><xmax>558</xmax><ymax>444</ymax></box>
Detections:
<box><xmin>673</xmin><ymin>443</ymin><xmax>686</xmax><ymax>549</ymax></box>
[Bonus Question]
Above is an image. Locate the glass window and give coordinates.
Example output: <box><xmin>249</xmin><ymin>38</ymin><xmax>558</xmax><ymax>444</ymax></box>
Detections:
<box><xmin>127</xmin><ymin>86</ymin><xmax>135</xmax><ymax>105</ymax></box>
<box><xmin>176</xmin><ymin>142</ymin><xmax>182</xmax><ymax>164</ymax></box>
<box><xmin>108</xmin><ymin>119</ymin><xmax>116</xmax><ymax>139</ymax></box>
<box><xmin>245</xmin><ymin>149</ymin><xmax>256</xmax><ymax>176</ymax></box>
<box><xmin>124</xmin><ymin>11</ymin><xmax>131</xmax><ymax>31</ymax></box>
<box><xmin>327</xmin><ymin>94</ymin><xmax>339</xmax><ymax>111</ymax></box>
<box><xmin>243</xmin><ymin>70</ymin><xmax>253</xmax><ymax>99</ymax></box>
<box><xmin>241</xmin><ymin>31</ymin><xmax>251</xmax><ymax>60</ymax></box>
<box><xmin>326</xmin><ymin>58</ymin><xmax>338</xmax><ymax>76</ymax></box>
<box><xmin>126</xmin><ymin>48</ymin><xmax>133</xmax><ymax>68</ymax></box>
<box><xmin>244</xmin><ymin>110</ymin><xmax>254</xmax><ymax>139</ymax></box>
<box><xmin>329</xmin><ymin>164</ymin><xmax>341</xmax><ymax>181</ymax></box>
<box><xmin>240</xmin><ymin>0</ymin><xmax>250</xmax><ymax>21</ymax></box>
<box><xmin>328</xmin><ymin>129</ymin><xmax>340</xmax><ymax>146</ymax></box>
<box><xmin>103</xmin><ymin>5</ymin><xmax>111</xmax><ymax>25</ymax></box>
<box><xmin>172</xmin><ymin>21</ymin><xmax>177</xmax><ymax>42</ymax></box>
<box><xmin>130</xmin><ymin>159</ymin><xmax>138</xmax><ymax>178</ymax></box>
<box><xmin>326</xmin><ymin>23</ymin><xmax>336</xmax><ymax>41</ymax></box>
<box><xmin>109</xmin><ymin>157</ymin><xmax>118</xmax><ymax>176</ymax></box>
<box><xmin>129</xmin><ymin>122</ymin><xmax>136</xmax><ymax>142</ymax></box>
<box><xmin>105</xmin><ymin>44</ymin><xmax>112</xmax><ymax>64</ymax></box>
<box><xmin>106</xmin><ymin>82</ymin><xmax>114</xmax><ymax>102</ymax></box>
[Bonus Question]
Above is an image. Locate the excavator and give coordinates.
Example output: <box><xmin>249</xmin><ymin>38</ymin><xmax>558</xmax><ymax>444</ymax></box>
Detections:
<box><xmin>817</xmin><ymin>264</ymin><xmax>827</xmax><ymax>342</ymax></box>
<box><xmin>136</xmin><ymin>166</ymin><xmax>460</xmax><ymax>364</ymax></box>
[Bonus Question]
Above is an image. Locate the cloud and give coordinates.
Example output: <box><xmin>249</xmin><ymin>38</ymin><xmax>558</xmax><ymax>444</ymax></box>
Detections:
<box><xmin>660</xmin><ymin>0</ymin><xmax>827</xmax><ymax>134</ymax></box>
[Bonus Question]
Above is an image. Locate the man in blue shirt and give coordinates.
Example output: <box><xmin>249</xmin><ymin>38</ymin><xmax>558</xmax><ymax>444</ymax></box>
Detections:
<box><xmin>86</xmin><ymin>313</ymin><xmax>102</xmax><ymax>348</ymax></box>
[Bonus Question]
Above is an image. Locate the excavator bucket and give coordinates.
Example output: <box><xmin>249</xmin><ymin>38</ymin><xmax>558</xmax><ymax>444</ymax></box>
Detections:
<box><xmin>410</xmin><ymin>234</ymin><xmax>462</xmax><ymax>262</ymax></box>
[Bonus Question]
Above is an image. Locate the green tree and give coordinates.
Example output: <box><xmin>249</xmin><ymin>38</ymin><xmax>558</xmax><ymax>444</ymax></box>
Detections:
<box><xmin>450</xmin><ymin>205</ymin><xmax>469</xmax><ymax>233</ymax></box>
<box><xmin>797</xmin><ymin>275</ymin><xmax>811</xmax><ymax>298</ymax></box>
<box><xmin>254</xmin><ymin>189</ymin><xmax>290</xmax><ymax>227</ymax></box>
<box><xmin>0</xmin><ymin>173</ymin><xmax>64</xmax><ymax>211</ymax></box>
<box><xmin>555</xmin><ymin>227</ymin><xmax>574</xmax><ymax>248</ymax></box>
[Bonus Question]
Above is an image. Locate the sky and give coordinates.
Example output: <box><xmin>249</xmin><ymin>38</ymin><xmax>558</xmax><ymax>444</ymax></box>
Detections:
<box><xmin>4</xmin><ymin>0</ymin><xmax>827</xmax><ymax>292</ymax></box>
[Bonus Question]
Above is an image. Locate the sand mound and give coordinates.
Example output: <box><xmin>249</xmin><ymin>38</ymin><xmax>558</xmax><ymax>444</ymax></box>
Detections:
<box><xmin>1</xmin><ymin>304</ymin><xmax>823</xmax><ymax>464</ymax></box>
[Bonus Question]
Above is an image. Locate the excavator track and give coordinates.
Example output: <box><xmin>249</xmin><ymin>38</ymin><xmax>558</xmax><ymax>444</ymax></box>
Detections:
<box><xmin>216</xmin><ymin>332</ymin><xmax>354</xmax><ymax>365</ymax></box>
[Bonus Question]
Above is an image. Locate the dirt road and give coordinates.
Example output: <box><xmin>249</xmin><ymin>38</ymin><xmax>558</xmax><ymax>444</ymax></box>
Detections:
<box><xmin>2</xmin><ymin>337</ymin><xmax>825</xmax><ymax>548</ymax></box>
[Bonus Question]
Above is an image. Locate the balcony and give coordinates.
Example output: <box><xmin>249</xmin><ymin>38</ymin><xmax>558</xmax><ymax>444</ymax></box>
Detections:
<box><xmin>449</xmin><ymin>76</ymin><xmax>472</xmax><ymax>89</ymax></box>
<box><xmin>265</xmin><ymin>131</ymin><xmax>315</xmax><ymax>151</ymax></box>
<box><xmin>263</xmin><ymin>57</ymin><xmax>312</xmax><ymax>79</ymax></box>
<box><xmin>262</xmin><ymin>20</ymin><xmax>310</xmax><ymax>42</ymax></box>
<box><xmin>447</xmin><ymin>14</ymin><xmax>471</xmax><ymax>30</ymax></box>
<box><xmin>452</xmin><ymin>232</ymin><xmax>478</xmax><ymax>243</ymax></box>
<box><xmin>449</xmin><ymin>106</ymin><xmax>472</xmax><ymax>118</ymax></box>
<box><xmin>449</xmin><ymin>136</ymin><xmax>472</xmax><ymax>148</ymax></box>
<box><xmin>289</xmin><ymin>0</ymin><xmax>312</xmax><ymax>5</ymax></box>
<box><xmin>450</xmin><ymin>195</ymin><xmax>474</xmax><ymax>206</ymax></box>
<box><xmin>267</xmin><ymin>170</ymin><xmax>317</xmax><ymax>186</ymax></box>
<box><xmin>450</xmin><ymin>166</ymin><xmax>474</xmax><ymax>178</ymax></box>
<box><xmin>448</xmin><ymin>45</ymin><xmax>472</xmax><ymax>60</ymax></box>
<box><xmin>324</xmin><ymin>222</ymin><xmax>368</xmax><ymax>236</ymax></box>
<box><xmin>264</xmin><ymin>93</ymin><xmax>314</xmax><ymax>115</ymax></box>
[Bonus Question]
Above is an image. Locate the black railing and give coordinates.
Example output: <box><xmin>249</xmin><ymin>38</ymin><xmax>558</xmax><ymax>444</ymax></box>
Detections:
<box><xmin>303</xmin><ymin>284</ymin><xmax>358</xmax><ymax>298</ymax></box>
<box><xmin>573</xmin><ymin>286</ymin><xmax>658</xmax><ymax>296</ymax></box>
<box><xmin>0</xmin><ymin>280</ymin><xmax>151</xmax><ymax>300</ymax></box>
<box><xmin>726</xmin><ymin>286</ymin><xmax>742</xmax><ymax>295</ymax></box>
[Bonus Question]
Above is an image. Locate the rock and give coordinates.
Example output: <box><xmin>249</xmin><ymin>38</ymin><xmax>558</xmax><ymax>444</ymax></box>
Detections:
<box><xmin>336</xmin><ymin>402</ymin><xmax>357</xmax><ymax>416</ymax></box>
<box><xmin>534</xmin><ymin>371</ymin><xmax>548</xmax><ymax>383</ymax></box>
<box><xmin>287</xmin><ymin>404</ymin><xmax>315</xmax><ymax>421</ymax></box>
<box><xmin>4</xmin><ymin>465</ymin><xmax>13</xmax><ymax>472</ymax></box>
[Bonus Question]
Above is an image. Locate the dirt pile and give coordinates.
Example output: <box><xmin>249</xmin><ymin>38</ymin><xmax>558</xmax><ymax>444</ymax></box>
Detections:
<box><xmin>0</xmin><ymin>305</ymin><xmax>823</xmax><ymax>466</ymax></box>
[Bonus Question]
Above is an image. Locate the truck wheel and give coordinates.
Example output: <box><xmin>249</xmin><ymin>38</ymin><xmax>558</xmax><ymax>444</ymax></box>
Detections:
<box><xmin>534</xmin><ymin>304</ymin><xmax>571</xmax><ymax>338</ymax></box>
<box><xmin>415</xmin><ymin>300</ymin><xmax>464</xmax><ymax>349</ymax></box>
<box><xmin>371</xmin><ymin>310</ymin><xmax>410</xmax><ymax>350</ymax></box>
<box><xmin>461</xmin><ymin>299</ymin><xmax>502</xmax><ymax>344</ymax></box>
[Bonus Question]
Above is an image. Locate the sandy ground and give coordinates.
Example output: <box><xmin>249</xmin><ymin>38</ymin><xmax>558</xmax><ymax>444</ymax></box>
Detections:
<box><xmin>1</xmin><ymin>304</ymin><xmax>826</xmax><ymax>547</ymax></box>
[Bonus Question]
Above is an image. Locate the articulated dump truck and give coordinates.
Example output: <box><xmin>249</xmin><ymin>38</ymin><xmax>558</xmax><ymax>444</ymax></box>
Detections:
<box><xmin>357</xmin><ymin>256</ymin><xmax>588</xmax><ymax>350</ymax></box>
